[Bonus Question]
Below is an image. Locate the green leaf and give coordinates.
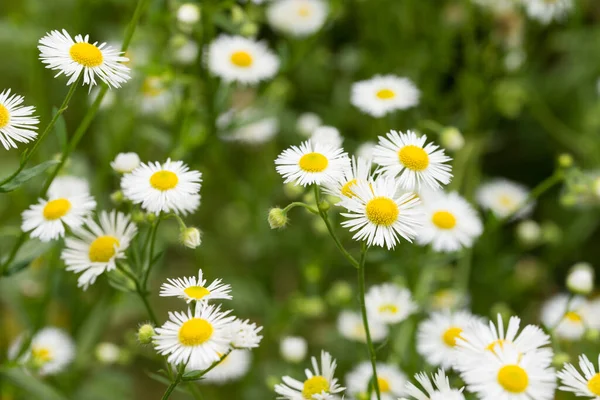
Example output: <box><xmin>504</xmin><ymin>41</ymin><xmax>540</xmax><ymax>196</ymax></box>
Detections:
<box><xmin>53</xmin><ymin>107</ymin><xmax>67</xmax><ymax>151</ymax></box>
<box><xmin>0</xmin><ymin>366</ymin><xmax>68</xmax><ymax>400</ymax></box>
<box><xmin>182</xmin><ymin>370</ymin><xmax>204</xmax><ymax>381</ymax></box>
<box><xmin>0</xmin><ymin>160</ymin><xmax>59</xmax><ymax>193</ymax></box>
<box><xmin>3</xmin><ymin>258</ymin><xmax>34</xmax><ymax>277</ymax></box>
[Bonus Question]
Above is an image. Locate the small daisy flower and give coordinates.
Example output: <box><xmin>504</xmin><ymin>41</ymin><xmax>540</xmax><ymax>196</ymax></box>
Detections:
<box><xmin>351</xmin><ymin>75</ymin><xmax>420</xmax><ymax>118</ymax></box>
<box><xmin>9</xmin><ymin>327</ymin><xmax>75</xmax><ymax>376</ymax></box>
<box><xmin>280</xmin><ymin>336</ymin><xmax>308</xmax><ymax>363</ymax></box>
<box><xmin>177</xmin><ymin>3</ymin><xmax>201</xmax><ymax>25</ymax></box>
<box><xmin>400</xmin><ymin>369</ymin><xmax>466</xmax><ymax>400</ymax></box>
<box><xmin>121</xmin><ymin>158</ymin><xmax>202</xmax><ymax>215</ymax></box>
<box><xmin>339</xmin><ymin>176</ymin><xmax>423</xmax><ymax>249</ymax></box>
<box><xmin>202</xmin><ymin>349</ymin><xmax>252</xmax><ymax>384</ymax></box>
<box><xmin>275</xmin><ymin>140</ymin><xmax>350</xmax><ymax>187</ymax></box>
<box><xmin>218</xmin><ymin>108</ymin><xmax>279</xmax><ymax>145</ymax></box>
<box><xmin>38</xmin><ymin>29</ymin><xmax>130</xmax><ymax>89</ymax></box>
<box><xmin>346</xmin><ymin>361</ymin><xmax>407</xmax><ymax>400</ymax></box>
<box><xmin>417</xmin><ymin>191</ymin><xmax>483</xmax><ymax>253</ymax></box>
<box><xmin>139</xmin><ymin>76</ymin><xmax>174</xmax><ymax>115</ymax></box>
<box><xmin>557</xmin><ymin>353</ymin><xmax>600</xmax><ymax>399</ymax></box>
<box><xmin>524</xmin><ymin>0</ymin><xmax>573</xmax><ymax>24</ymax></box>
<box><xmin>416</xmin><ymin>310</ymin><xmax>477</xmax><ymax>369</ymax></box>
<box><xmin>172</xmin><ymin>37</ymin><xmax>199</xmax><ymax>65</ymax></box>
<box><xmin>207</xmin><ymin>35</ymin><xmax>279</xmax><ymax>85</ymax></box>
<box><xmin>541</xmin><ymin>294</ymin><xmax>590</xmax><ymax>341</ymax></box>
<box><xmin>267</xmin><ymin>0</ymin><xmax>328</xmax><ymax>37</ymax></box>
<box><xmin>160</xmin><ymin>269</ymin><xmax>232</xmax><ymax>303</ymax></box>
<box><xmin>337</xmin><ymin>310</ymin><xmax>389</xmax><ymax>343</ymax></box>
<box><xmin>275</xmin><ymin>350</ymin><xmax>345</xmax><ymax>400</ymax></box>
<box><xmin>61</xmin><ymin>210</ymin><xmax>137</xmax><ymax>289</ymax></box>
<box><xmin>110</xmin><ymin>152</ymin><xmax>141</xmax><ymax>174</ymax></box>
<box><xmin>356</xmin><ymin>141</ymin><xmax>377</xmax><ymax>159</ymax></box>
<box><xmin>297</xmin><ymin>112</ymin><xmax>322</xmax><ymax>137</ymax></box>
<box><xmin>310</xmin><ymin>126</ymin><xmax>343</xmax><ymax>148</ymax></box>
<box><xmin>48</xmin><ymin>175</ymin><xmax>91</xmax><ymax>198</ymax></box>
<box><xmin>229</xmin><ymin>318</ymin><xmax>263</xmax><ymax>349</ymax></box>
<box><xmin>322</xmin><ymin>156</ymin><xmax>372</xmax><ymax>203</ymax></box>
<box><xmin>154</xmin><ymin>302</ymin><xmax>236</xmax><ymax>371</ymax></box>
<box><xmin>0</xmin><ymin>89</ymin><xmax>39</xmax><ymax>150</ymax></box>
<box><xmin>366</xmin><ymin>283</ymin><xmax>417</xmax><ymax>325</ymax></box>
<box><xmin>476</xmin><ymin>178</ymin><xmax>533</xmax><ymax>220</ymax></box>
<box><xmin>373</xmin><ymin>130</ymin><xmax>452</xmax><ymax>191</ymax></box>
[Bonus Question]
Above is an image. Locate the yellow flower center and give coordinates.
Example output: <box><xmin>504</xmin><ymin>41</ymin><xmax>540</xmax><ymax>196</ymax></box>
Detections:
<box><xmin>486</xmin><ymin>339</ymin><xmax>508</xmax><ymax>354</ymax></box>
<box><xmin>376</xmin><ymin>89</ymin><xmax>395</xmax><ymax>100</ymax></box>
<box><xmin>178</xmin><ymin>318</ymin><xmax>214</xmax><ymax>346</ymax></box>
<box><xmin>497</xmin><ymin>365</ymin><xmax>529</xmax><ymax>393</ymax></box>
<box><xmin>150</xmin><ymin>170</ymin><xmax>179</xmax><ymax>191</ymax></box>
<box><xmin>377</xmin><ymin>377</ymin><xmax>391</xmax><ymax>393</ymax></box>
<box><xmin>230</xmin><ymin>51</ymin><xmax>253</xmax><ymax>67</ymax></box>
<box><xmin>499</xmin><ymin>195</ymin><xmax>516</xmax><ymax>208</ymax></box>
<box><xmin>43</xmin><ymin>198</ymin><xmax>72</xmax><ymax>220</ymax></box>
<box><xmin>69</xmin><ymin>42</ymin><xmax>104</xmax><ymax>67</ymax></box>
<box><xmin>341</xmin><ymin>179</ymin><xmax>358</xmax><ymax>198</ymax></box>
<box><xmin>0</xmin><ymin>104</ymin><xmax>10</xmax><ymax>128</ymax></box>
<box><xmin>302</xmin><ymin>376</ymin><xmax>329</xmax><ymax>399</ymax></box>
<box><xmin>298</xmin><ymin>5</ymin><xmax>311</xmax><ymax>16</ymax></box>
<box><xmin>398</xmin><ymin>145</ymin><xmax>429</xmax><ymax>171</ymax></box>
<box><xmin>89</xmin><ymin>235</ymin><xmax>120</xmax><ymax>263</ymax></box>
<box><xmin>183</xmin><ymin>286</ymin><xmax>211</xmax><ymax>300</ymax></box>
<box><xmin>432</xmin><ymin>210</ymin><xmax>457</xmax><ymax>229</ymax></box>
<box><xmin>366</xmin><ymin>197</ymin><xmax>399</xmax><ymax>226</ymax></box>
<box><xmin>565</xmin><ymin>311</ymin><xmax>582</xmax><ymax>322</ymax></box>
<box><xmin>31</xmin><ymin>347</ymin><xmax>52</xmax><ymax>363</ymax></box>
<box><xmin>588</xmin><ymin>373</ymin><xmax>600</xmax><ymax>395</ymax></box>
<box><xmin>142</xmin><ymin>78</ymin><xmax>164</xmax><ymax>97</ymax></box>
<box><xmin>298</xmin><ymin>152</ymin><xmax>329</xmax><ymax>173</ymax></box>
<box><xmin>378</xmin><ymin>304</ymin><xmax>398</xmax><ymax>314</ymax></box>
<box><xmin>442</xmin><ymin>326</ymin><xmax>463</xmax><ymax>347</ymax></box>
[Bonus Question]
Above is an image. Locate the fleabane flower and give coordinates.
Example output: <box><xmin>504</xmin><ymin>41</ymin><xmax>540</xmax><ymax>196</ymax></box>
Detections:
<box><xmin>417</xmin><ymin>191</ymin><xmax>483</xmax><ymax>253</ymax></box>
<box><xmin>399</xmin><ymin>369</ymin><xmax>466</xmax><ymax>400</ymax></box>
<box><xmin>280</xmin><ymin>336</ymin><xmax>308</xmax><ymax>363</ymax></box>
<box><xmin>48</xmin><ymin>175</ymin><xmax>91</xmax><ymax>198</ymax></box>
<box><xmin>111</xmin><ymin>152</ymin><xmax>140</xmax><ymax>174</ymax></box>
<box><xmin>9</xmin><ymin>327</ymin><xmax>75</xmax><ymax>376</ymax></box>
<box><xmin>365</xmin><ymin>283</ymin><xmax>417</xmax><ymax>325</ymax></box>
<box><xmin>524</xmin><ymin>0</ymin><xmax>573</xmax><ymax>24</ymax></box>
<box><xmin>207</xmin><ymin>35</ymin><xmax>279</xmax><ymax>84</ymax></box>
<box><xmin>121</xmin><ymin>158</ymin><xmax>202</xmax><ymax>215</ymax></box>
<box><xmin>337</xmin><ymin>310</ymin><xmax>388</xmax><ymax>343</ymax></box>
<box><xmin>218</xmin><ymin>108</ymin><xmax>279</xmax><ymax>145</ymax></box>
<box><xmin>476</xmin><ymin>178</ymin><xmax>532</xmax><ymax>219</ymax></box>
<box><xmin>540</xmin><ymin>294</ymin><xmax>591</xmax><ymax>341</ymax></box>
<box><xmin>139</xmin><ymin>76</ymin><xmax>174</xmax><ymax>114</ymax></box>
<box><xmin>339</xmin><ymin>176</ymin><xmax>422</xmax><ymax>249</ymax></box>
<box><xmin>61</xmin><ymin>210</ymin><xmax>137</xmax><ymax>289</ymax></box>
<box><xmin>154</xmin><ymin>302</ymin><xmax>236</xmax><ymax>370</ymax></box>
<box><xmin>322</xmin><ymin>156</ymin><xmax>372</xmax><ymax>203</ymax></box>
<box><xmin>203</xmin><ymin>349</ymin><xmax>252</xmax><ymax>384</ymax></box>
<box><xmin>229</xmin><ymin>318</ymin><xmax>264</xmax><ymax>349</ymax></box>
<box><xmin>351</xmin><ymin>75</ymin><xmax>420</xmax><ymax>118</ymax></box>
<box><xmin>310</xmin><ymin>126</ymin><xmax>343</xmax><ymax>148</ymax></box>
<box><xmin>346</xmin><ymin>361</ymin><xmax>407</xmax><ymax>400</ymax></box>
<box><xmin>38</xmin><ymin>29</ymin><xmax>130</xmax><ymax>89</ymax></box>
<box><xmin>0</xmin><ymin>89</ymin><xmax>39</xmax><ymax>150</ymax></box>
<box><xmin>160</xmin><ymin>269</ymin><xmax>232</xmax><ymax>303</ymax></box>
<box><xmin>557</xmin><ymin>353</ymin><xmax>600</xmax><ymax>399</ymax></box>
<box><xmin>373</xmin><ymin>130</ymin><xmax>452</xmax><ymax>191</ymax></box>
<box><xmin>275</xmin><ymin>350</ymin><xmax>345</xmax><ymax>400</ymax></box>
<box><xmin>275</xmin><ymin>140</ymin><xmax>350</xmax><ymax>186</ymax></box>
<box><xmin>267</xmin><ymin>0</ymin><xmax>328</xmax><ymax>37</ymax></box>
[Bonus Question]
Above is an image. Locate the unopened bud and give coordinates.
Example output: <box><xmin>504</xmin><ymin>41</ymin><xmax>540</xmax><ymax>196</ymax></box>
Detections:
<box><xmin>231</xmin><ymin>6</ymin><xmax>246</xmax><ymax>24</ymax></box>
<box><xmin>110</xmin><ymin>190</ymin><xmax>124</xmax><ymax>204</ymax></box>
<box><xmin>558</xmin><ymin>153</ymin><xmax>574</xmax><ymax>168</ymax></box>
<box><xmin>516</xmin><ymin>220</ymin><xmax>541</xmax><ymax>245</ymax></box>
<box><xmin>177</xmin><ymin>3</ymin><xmax>200</xmax><ymax>25</ymax></box>
<box><xmin>131</xmin><ymin>210</ymin><xmax>145</xmax><ymax>223</ymax></box>
<box><xmin>552</xmin><ymin>352</ymin><xmax>571</xmax><ymax>367</ymax></box>
<box><xmin>566</xmin><ymin>262</ymin><xmax>594</xmax><ymax>295</ymax></box>
<box><xmin>240</xmin><ymin>22</ymin><xmax>258</xmax><ymax>38</ymax></box>
<box><xmin>180</xmin><ymin>227</ymin><xmax>201</xmax><ymax>249</ymax></box>
<box><xmin>586</xmin><ymin>328</ymin><xmax>600</xmax><ymax>342</ymax></box>
<box><xmin>318</xmin><ymin>200</ymin><xmax>330</xmax><ymax>212</ymax></box>
<box><xmin>95</xmin><ymin>342</ymin><xmax>120</xmax><ymax>365</ymax></box>
<box><xmin>146</xmin><ymin>213</ymin><xmax>157</xmax><ymax>223</ymax></box>
<box><xmin>268</xmin><ymin>208</ymin><xmax>288</xmax><ymax>229</ymax></box>
<box><xmin>137</xmin><ymin>324</ymin><xmax>155</xmax><ymax>344</ymax></box>
<box><xmin>440</xmin><ymin>127</ymin><xmax>465</xmax><ymax>152</ymax></box>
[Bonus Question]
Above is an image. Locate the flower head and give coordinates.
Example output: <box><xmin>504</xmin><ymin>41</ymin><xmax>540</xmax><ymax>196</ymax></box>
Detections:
<box><xmin>267</xmin><ymin>0</ymin><xmax>328</xmax><ymax>37</ymax></box>
<box><xmin>366</xmin><ymin>283</ymin><xmax>417</xmax><ymax>325</ymax></box>
<box><xmin>346</xmin><ymin>361</ymin><xmax>407</xmax><ymax>400</ymax></box>
<box><xmin>557</xmin><ymin>353</ymin><xmax>600</xmax><ymax>399</ymax></box>
<box><xmin>159</xmin><ymin>269</ymin><xmax>232</xmax><ymax>304</ymax></box>
<box><xmin>351</xmin><ymin>75</ymin><xmax>420</xmax><ymax>117</ymax></box>
<box><xmin>0</xmin><ymin>89</ymin><xmax>39</xmax><ymax>150</ymax></box>
<box><xmin>9</xmin><ymin>327</ymin><xmax>75</xmax><ymax>376</ymax></box>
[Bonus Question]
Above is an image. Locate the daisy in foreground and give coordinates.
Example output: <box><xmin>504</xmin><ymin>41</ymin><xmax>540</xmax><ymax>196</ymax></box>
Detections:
<box><xmin>61</xmin><ymin>211</ymin><xmax>137</xmax><ymax>289</ymax></box>
<box><xmin>346</xmin><ymin>361</ymin><xmax>407</xmax><ymax>400</ymax></box>
<box><xmin>322</xmin><ymin>156</ymin><xmax>372</xmax><ymax>202</ymax></box>
<box><xmin>275</xmin><ymin>140</ymin><xmax>349</xmax><ymax>186</ymax></box>
<box><xmin>399</xmin><ymin>369</ymin><xmax>465</xmax><ymax>400</ymax></box>
<box><xmin>365</xmin><ymin>283</ymin><xmax>417</xmax><ymax>325</ymax></box>
<box><xmin>339</xmin><ymin>176</ymin><xmax>422</xmax><ymax>249</ymax></box>
<box><xmin>267</xmin><ymin>0</ymin><xmax>328</xmax><ymax>37</ymax></box>
<box><xmin>9</xmin><ymin>327</ymin><xmax>75</xmax><ymax>376</ymax></box>
<box><xmin>476</xmin><ymin>178</ymin><xmax>532</xmax><ymax>220</ymax></box>
<box><xmin>557</xmin><ymin>353</ymin><xmax>600</xmax><ymax>398</ymax></box>
<box><xmin>160</xmin><ymin>269</ymin><xmax>232</xmax><ymax>303</ymax></box>
<box><xmin>0</xmin><ymin>89</ymin><xmax>39</xmax><ymax>150</ymax></box>
<box><xmin>206</xmin><ymin>35</ymin><xmax>279</xmax><ymax>84</ymax></box>
<box><xmin>373</xmin><ymin>130</ymin><xmax>452</xmax><ymax>191</ymax></box>
<box><xmin>351</xmin><ymin>75</ymin><xmax>420</xmax><ymax>118</ymax></box>
<box><xmin>274</xmin><ymin>350</ymin><xmax>345</xmax><ymax>400</ymax></box>
<box><xmin>38</xmin><ymin>29</ymin><xmax>130</xmax><ymax>88</ymax></box>
<box><xmin>121</xmin><ymin>158</ymin><xmax>202</xmax><ymax>215</ymax></box>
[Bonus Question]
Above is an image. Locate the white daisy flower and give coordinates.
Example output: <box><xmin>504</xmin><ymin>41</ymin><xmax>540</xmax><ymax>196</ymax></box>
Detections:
<box><xmin>139</xmin><ymin>76</ymin><xmax>174</xmax><ymax>115</ymax></box>
<box><xmin>275</xmin><ymin>140</ymin><xmax>350</xmax><ymax>187</ymax></box>
<box><xmin>310</xmin><ymin>126</ymin><xmax>343</xmax><ymax>148</ymax></box>
<box><xmin>373</xmin><ymin>130</ymin><xmax>452</xmax><ymax>191</ymax></box>
<box><xmin>48</xmin><ymin>175</ymin><xmax>91</xmax><ymax>198</ymax></box>
<box><xmin>459</xmin><ymin>342</ymin><xmax>556</xmax><ymax>400</ymax></box>
<box><xmin>218</xmin><ymin>108</ymin><xmax>279</xmax><ymax>145</ymax></box>
<box><xmin>177</xmin><ymin>3</ymin><xmax>201</xmax><ymax>25</ymax></box>
<box><xmin>160</xmin><ymin>269</ymin><xmax>232</xmax><ymax>303</ymax></box>
<box><xmin>202</xmin><ymin>349</ymin><xmax>252</xmax><ymax>384</ymax></box>
<box><xmin>356</xmin><ymin>141</ymin><xmax>377</xmax><ymax>160</ymax></box>
<box><xmin>557</xmin><ymin>353</ymin><xmax>600</xmax><ymax>399</ymax></box>
<box><xmin>322</xmin><ymin>156</ymin><xmax>372</xmax><ymax>203</ymax></box>
<box><xmin>267</xmin><ymin>0</ymin><xmax>328</xmax><ymax>37</ymax></box>
<box><xmin>476</xmin><ymin>178</ymin><xmax>533</xmax><ymax>220</ymax></box>
<box><xmin>172</xmin><ymin>38</ymin><xmax>199</xmax><ymax>65</ymax></box>
<box><xmin>337</xmin><ymin>310</ymin><xmax>389</xmax><ymax>343</ymax></box>
<box><xmin>416</xmin><ymin>310</ymin><xmax>477</xmax><ymax>369</ymax></box>
<box><xmin>229</xmin><ymin>318</ymin><xmax>263</xmax><ymax>349</ymax></box>
<box><xmin>297</xmin><ymin>112</ymin><xmax>322</xmax><ymax>137</ymax></box>
<box><xmin>121</xmin><ymin>158</ymin><xmax>202</xmax><ymax>215</ymax></box>
<box><xmin>365</xmin><ymin>283</ymin><xmax>417</xmax><ymax>325</ymax></box>
<box><xmin>154</xmin><ymin>302</ymin><xmax>236</xmax><ymax>371</ymax></box>
<box><xmin>346</xmin><ymin>361</ymin><xmax>407</xmax><ymax>400</ymax></box>
<box><xmin>275</xmin><ymin>350</ymin><xmax>345</xmax><ymax>400</ymax></box>
<box><xmin>0</xmin><ymin>89</ymin><xmax>39</xmax><ymax>150</ymax></box>
<box><xmin>9</xmin><ymin>327</ymin><xmax>75</xmax><ymax>376</ymax></box>
<box><xmin>339</xmin><ymin>176</ymin><xmax>423</xmax><ymax>249</ymax></box>
<box><xmin>566</xmin><ymin>262</ymin><xmax>595</xmax><ymax>295</ymax></box>
<box><xmin>417</xmin><ymin>191</ymin><xmax>483</xmax><ymax>253</ymax></box>
<box><xmin>61</xmin><ymin>210</ymin><xmax>137</xmax><ymax>289</ymax></box>
<box><xmin>351</xmin><ymin>75</ymin><xmax>420</xmax><ymax>118</ymax></box>
<box><xmin>280</xmin><ymin>336</ymin><xmax>308</xmax><ymax>363</ymax></box>
<box><xmin>207</xmin><ymin>35</ymin><xmax>279</xmax><ymax>85</ymax></box>
<box><xmin>399</xmin><ymin>369</ymin><xmax>466</xmax><ymax>400</ymax></box>
<box><xmin>429</xmin><ymin>288</ymin><xmax>469</xmax><ymax>311</ymax></box>
<box><xmin>38</xmin><ymin>29</ymin><xmax>130</xmax><ymax>89</ymax></box>
<box><xmin>524</xmin><ymin>0</ymin><xmax>573</xmax><ymax>24</ymax></box>
<box><xmin>110</xmin><ymin>152</ymin><xmax>141</xmax><ymax>174</ymax></box>
<box><xmin>540</xmin><ymin>294</ymin><xmax>590</xmax><ymax>341</ymax></box>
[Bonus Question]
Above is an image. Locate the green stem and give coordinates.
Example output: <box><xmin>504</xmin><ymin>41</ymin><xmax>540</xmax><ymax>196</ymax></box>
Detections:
<box><xmin>142</xmin><ymin>218</ymin><xmax>161</xmax><ymax>289</ymax></box>
<box><xmin>0</xmin><ymin>233</ymin><xmax>27</xmax><ymax>276</ymax></box>
<box><xmin>161</xmin><ymin>370</ymin><xmax>183</xmax><ymax>400</ymax></box>
<box><xmin>282</xmin><ymin>201</ymin><xmax>319</xmax><ymax>215</ymax></box>
<box><xmin>138</xmin><ymin>286</ymin><xmax>158</xmax><ymax>325</ymax></box>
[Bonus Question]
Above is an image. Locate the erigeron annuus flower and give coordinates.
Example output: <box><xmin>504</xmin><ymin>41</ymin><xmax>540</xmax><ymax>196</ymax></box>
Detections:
<box><xmin>346</xmin><ymin>361</ymin><xmax>407</xmax><ymax>400</ymax></box>
<box><xmin>202</xmin><ymin>349</ymin><xmax>252</xmax><ymax>384</ymax></box>
<box><xmin>110</xmin><ymin>152</ymin><xmax>140</xmax><ymax>174</ymax></box>
<box><xmin>339</xmin><ymin>176</ymin><xmax>423</xmax><ymax>249</ymax></box>
<box><xmin>417</xmin><ymin>191</ymin><xmax>483</xmax><ymax>253</ymax></box>
<box><xmin>267</xmin><ymin>0</ymin><xmax>328</xmax><ymax>37</ymax></box>
<box><xmin>351</xmin><ymin>75</ymin><xmax>420</xmax><ymax>118</ymax></box>
<box><xmin>177</xmin><ymin>3</ymin><xmax>200</xmax><ymax>25</ymax></box>
<box><xmin>38</xmin><ymin>29</ymin><xmax>130</xmax><ymax>89</ymax></box>
<box><xmin>540</xmin><ymin>294</ymin><xmax>592</xmax><ymax>341</ymax></box>
<box><xmin>310</xmin><ymin>126</ymin><xmax>343</xmax><ymax>148</ymax></box>
<box><xmin>399</xmin><ymin>369</ymin><xmax>466</xmax><ymax>400</ymax></box>
<box><xmin>0</xmin><ymin>89</ymin><xmax>39</xmax><ymax>150</ymax></box>
<box><xmin>159</xmin><ymin>269</ymin><xmax>232</xmax><ymax>304</ymax></box>
<box><xmin>524</xmin><ymin>0</ymin><xmax>573</xmax><ymax>24</ymax></box>
<box><xmin>280</xmin><ymin>336</ymin><xmax>308</xmax><ymax>363</ymax></box>
<box><xmin>373</xmin><ymin>130</ymin><xmax>452</xmax><ymax>191</ymax></box>
<box><xmin>365</xmin><ymin>283</ymin><xmax>417</xmax><ymax>325</ymax></box>
<box><xmin>48</xmin><ymin>175</ymin><xmax>91</xmax><ymax>198</ymax></box>
<box><xmin>9</xmin><ymin>327</ymin><xmax>75</xmax><ymax>376</ymax></box>
<box><xmin>207</xmin><ymin>35</ymin><xmax>279</xmax><ymax>84</ymax></box>
<box><xmin>139</xmin><ymin>76</ymin><xmax>174</xmax><ymax>114</ymax></box>
<box><xmin>337</xmin><ymin>310</ymin><xmax>389</xmax><ymax>343</ymax></box>
<box><xmin>297</xmin><ymin>112</ymin><xmax>322</xmax><ymax>137</ymax></box>
<box><xmin>566</xmin><ymin>262</ymin><xmax>595</xmax><ymax>295</ymax></box>
<box><xmin>416</xmin><ymin>310</ymin><xmax>477</xmax><ymax>369</ymax></box>
<box><xmin>121</xmin><ymin>158</ymin><xmax>202</xmax><ymax>215</ymax></box>
<box><xmin>275</xmin><ymin>140</ymin><xmax>350</xmax><ymax>186</ymax></box>
<box><xmin>218</xmin><ymin>108</ymin><xmax>279</xmax><ymax>145</ymax></box>
<box><xmin>229</xmin><ymin>318</ymin><xmax>263</xmax><ymax>349</ymax></box>
<box><xmin>557</xmin><ymin>353</ymin><xmax>600</xmax><ymax>399</ymax></box>
<box><xmin>154</xmin><ymin>302</ymin><xmax>236</xmax><ymax>370</ymax></box>
<box><xmin>274</xmin><ymin>350</ymin><xmax>345</xmax><ymax>400</ymax></box>
<box><xmin>61</xmin><ymin>210</ymin><xmax>137</xmax><ymax>289</ymax></box>
<box><xmin>476</xmin><ymin>178</ymin><xmax>533</xmax><ymax>220</ymax></box>
<box><xmin>356</xmin><ymin>141</ymin><xmax>377</xmax><ymax>159</ymax></box>
<box><xmin>322</xmin><ymin>156</ymin><xmax>372</xmax><ymax>203</ymax></box>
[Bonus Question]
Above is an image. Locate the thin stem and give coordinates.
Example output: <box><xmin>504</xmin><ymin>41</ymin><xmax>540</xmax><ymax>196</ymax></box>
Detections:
<box><xmin>0</xmin><ymin>233</ymin><xmax>27</xmax><ymax>276</ymax></box>
<box><xmin>138</xmin><ymin>287</ymin><xmax>158</xmax><ymax>325</ymax></box>
<box><xmin>282</xmin><ymin>201</ymin><xmax>319</xmax><ymax>215</ymax></box>
<box><xmin>142</xmin><ymin>218</ymin><xmax>161</xmax><ymax>288</ymax></box>
<box><xmin>186</xmin><ymin>383</ymin><xmax>204</xmax><ymax>400</ymax></box>
<box><xmin>161</xmin><ymin>370</ymin><xmax>183</xmax><ymax>400</ymax></box>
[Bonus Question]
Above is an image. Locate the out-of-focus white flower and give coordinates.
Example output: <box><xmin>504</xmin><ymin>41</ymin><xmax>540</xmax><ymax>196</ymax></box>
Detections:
<box><xmin>95</xmin><ymin>342</ymin><xmax>120</xmax><ymax>364</ymax></box>
<box><xmin>439</xmin><ymin>127</ymin><xmax>464</xmax><ymax>152</ymax></box>
<box><xmin>566</xmin><ymin>262</ymin><xmax>594</xmax><ymax>295</ymax></box>
<box><xmin>9</xmin><ymin>327</ymin><xmax>75</xmax><ymax>376</ymax></box>
<box><xmin>516</xmin><ymin>220</ymin><xmax>541</xmax><ymax>245</ymax></box>
<box><xmin>267</xmin><ymin>0</ymin><xmax>328</xmax><ymax>37</ymax></box>
<box><xmin>351</xmin><ymin>75</ymin><xmax>420</xmax><ymax>118</ymax></box>
<box><xmin>203</xmin><ymin>349</ymin><xmax>252</xmax><ymax>384</ymax></box>
<box><xmin>111</xmin><ymin>152</ymin><xmax>141</xmax><ymax>174</ymax></box>
<box><xmin>280</xmin><ymin>336</ymin><xmax>308</xmax><ymax>363</ymax></box>
<box><xmin>310</xmin><ymin>126</ymin><xmax>343</xmax><ymax>148</ymax></box>
<box><xmin>177</xmin><ymin>3</ymin><xmax>201</xmax><ymax>25</ymax></box>
<box><xmin>337</xmin><ymin>310</ymin><xmax>388</xmax><ymax>343</ymax></box>
<box><xmin>356</xmin><ymin>141</ymin><xmax>377</xmax><ymax>160</ymax></box>
<box><xmin>296</xmin><ymin>112</ymin><xmax>322</xmax><ymax>137</ymax></box>
<box><xmin>523</xmin><ymin>0</ymin><xmax>573</xmax><ymax>24</ymax></box>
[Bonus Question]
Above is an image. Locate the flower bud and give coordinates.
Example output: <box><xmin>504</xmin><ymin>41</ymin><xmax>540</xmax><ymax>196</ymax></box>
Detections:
<box><xmin>110</xmin><ymin>152</ymin><xmax>140</xmax><ymax>174</ymax></box>
<box><xmin>268</xmin><ymin>208</ymin><xmax>288</xmax><ymax>229</ymax></box>
<box><xmin>177</xmin><ymin>3</ymin><xmax>200</xmax><ymax>25</ymax></box>
<box><xmin>566</xmin><ymin>262</ymin><xmax>594</xmax><ymax>295</ymax></box>
<box><xmin>586</xmin><ymin>328</ymin><xmax>600</xmax><ymax>342</ymax></box>
<box><xmin>558</xmin><ymin>153</ymin><xmax>574</xmax><ymax>168</ymax></box>
<box><xmin>296</xmin><ymin>113</ymin><xmax>322</xmax><ymax>137</ymax></box>
<box><xmin>440</xmin><ymin>127</ymin><xmax>464</xmax><ymax>152</ymax></box>
<box><xmin>137</xmin><ymin>324</ymin><xmax>155</xmax><ymax>344</ymax></box>
<box><xmin>317</xmin><ymin>200</ymin><xmax>330</xmax><ymax>212</ymax></box>
<box><xmin>180</xmin><ymin>227</ymin><xmax>201</xmax><ymax>249</ymax></box>
<box><xmin>95</xmin><ymin>342</ymin><xmax>120</xmax><ymax>365</ymax></box>
<box><xmin>552</xmin><ymin>352</ymin><xmax>571</xmax><ymax>367</ymax></box>
<box><xmin>146</xmin><ymin>212</ymin><xmax>157</xmax><ymax>223</ymax></box>
<box><xmin>240</xmin><ymin>22</ymin><xmax>258</xmax><ymax>38</ymax></box>
<box><xmin>110</xmin><ymin>190</ymin><xmax>124</xmax><ymax>204</ymax></box>
<box><xmin>280</xmin><ymin>336</ymin><xmax>307</xmax><ymax>363</ymax></box>
<box><xmin>326</xmin><ymin>281</ymin><xmax>353</xmax><ymax>306</ymax></box>
<box><xmin>231</xmin><ymin>5</ymin><xmax>246</xmax><ymax>24</ymax></box>
<box><xmin>516</xmin><ymin>220</ymin><xmax>541</xmax><ymax>245</ymax></box>
<box><xmin>131</xmin><ymin>210</ymin><xmax>145</xmax><ymax>223</ymax></box>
